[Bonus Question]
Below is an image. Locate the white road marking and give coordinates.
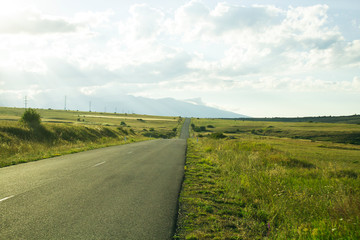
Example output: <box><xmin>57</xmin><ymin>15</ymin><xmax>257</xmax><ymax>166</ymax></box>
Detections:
<box><xmin>128</xmin><ymin>151</ymin><xmax>133</xmax><ymax>154</ymax></box>
<box><xmin>93</xmin><ymin>161</ymin><xmax>106</xmax><ymax>167</ymax></box>
<box><xmin>0</xmin><ymin>195</ymin><xmax>15</xmax><ymax>202</ymax></box>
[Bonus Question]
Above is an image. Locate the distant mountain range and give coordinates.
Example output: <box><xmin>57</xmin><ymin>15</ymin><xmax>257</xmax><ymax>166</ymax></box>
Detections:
<box><xmin>119</xmin><ymin>97</ymin><xmax>247</xmax><ymax>118</ymax></box>
<box><xmin>100</xmin><ymin>96</ymin><xmax>248</xmax><ymax>118</ymax></box>
<box><xmin>0</xmin><ymin>92</ymin><xmax>247</xmax><ymax>118</ymax></box>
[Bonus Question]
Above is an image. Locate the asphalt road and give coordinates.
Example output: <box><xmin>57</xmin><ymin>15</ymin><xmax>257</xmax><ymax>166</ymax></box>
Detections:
<box><xmin>179</xmin><ymin>118</ymin><xmax>190</xmax><ymax>139</ymax></box>
<box><xmin>0</xmin><ymin>118</ymin><xmax>191</xmax><ymax>239</ymax></box>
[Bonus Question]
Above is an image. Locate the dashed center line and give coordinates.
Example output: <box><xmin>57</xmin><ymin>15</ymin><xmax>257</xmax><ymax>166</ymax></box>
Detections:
<box><xmin>0</xmin><ymin>195</ymin><xmax>15</xmax><ymax>202</ymax></box>
<box><xmin>93</xmin><ymin>161</ymin><xmax>106</xmax><ymax>167</ymax></box>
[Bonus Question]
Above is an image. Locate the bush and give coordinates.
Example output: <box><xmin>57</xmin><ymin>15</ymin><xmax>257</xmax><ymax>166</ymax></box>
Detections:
<box><xmin>194</xmin><ymin>126</ymin><xmax>207</xmax><ymax>132</ymax></box>
<box><xmin>20</xmin><ymin>109</ymin><xmax>41</xmax><ymax>128</ymax></box>
<box><xmin>208</xmin><ymin>132</ymin><xmax>226</xmax><ymax>139</ymax></box>
<box><xmin>194</xmin><ymin>127</ymin><xmax>201</xmax><ymax>132</ymax></box>
<box><xmin>142</xmin><ymin>130</ymin><xmax>176</xmax><ymax>139</ymax></box>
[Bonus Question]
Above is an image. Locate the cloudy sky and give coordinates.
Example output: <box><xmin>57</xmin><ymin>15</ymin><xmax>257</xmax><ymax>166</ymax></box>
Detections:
<box><xmin>0</xmin><ymin>0</ymin><xmax>359</xmax><ymax>117</ymax></box>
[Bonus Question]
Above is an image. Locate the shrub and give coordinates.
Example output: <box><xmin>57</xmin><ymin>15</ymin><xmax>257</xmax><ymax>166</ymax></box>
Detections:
<box><xmin>208</xmin><ymin>132</ymin><xmax>226</xmax><ymax>139</ymax></box>
<box><xmin>194</xmin><ymin>126</ymin><xmax>207</xmax><ymax>132</ymax></box>
<box><xmin>194</xmin><ymin>127</ymin><xmax>201</xmax><ymax>132</ymax></box>
<box><xmin>142</xmin><ymin>130</ymin><xmax>176</xmax><ymax>139</ymax></box>
<box><xmin>20</xmin><ymin>109</ymin><xmax>41</xmax><ymax>128</ymax></box>
<box><xmin>331</xmin><ymin>170</ymin><xmax>358</xmax><ymax>179</ymax></box>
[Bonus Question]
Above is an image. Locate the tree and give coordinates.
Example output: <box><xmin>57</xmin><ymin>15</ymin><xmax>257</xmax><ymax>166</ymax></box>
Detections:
<box><xmin>20</xmin><ymin>108</ymin><xmax>41</xmax><ymax>128</ymax></box>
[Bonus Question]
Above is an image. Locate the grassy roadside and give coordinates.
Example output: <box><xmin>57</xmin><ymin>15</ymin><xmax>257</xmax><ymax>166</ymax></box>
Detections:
<box><xmin>0</xmin><ymin>107</ymin><xmax>182</xmax><ymax>168</ymax></box>
<box><xmin>0</xmin><ymin>120</ymin><xmax>145</xmax><ymax>168</ymax></box>
<box><xmin>175</xmin><ymin>120</ymin><xmax>360</xmax><ymax>239</ymax></box>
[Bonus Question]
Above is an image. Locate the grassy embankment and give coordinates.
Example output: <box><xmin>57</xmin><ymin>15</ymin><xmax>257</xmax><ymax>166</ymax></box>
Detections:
<box><xmin>0</xmin><ymin>107</ymin><xmax>182</xmax><ymax>168</ymax></box>
<box><xmin>175</xmin><ymin>119</ymin><xmax>360</xmax><ymax>239</ymax></box>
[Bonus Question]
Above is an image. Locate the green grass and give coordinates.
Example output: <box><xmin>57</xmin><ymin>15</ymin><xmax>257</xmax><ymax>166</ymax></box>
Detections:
<box><xmin>0</xmin><ymin>107</ymin><xmax>182</xmax><ymax>168</ymax></box>
<box><xmin>191</xmin><ymin>119</ymin><xmax>360</xmax><ymax>144</ymax></box>
<box><xmin>175</xmin><ymin>119</ymin><xmax>360</xmax><ymax>239</ymax></box>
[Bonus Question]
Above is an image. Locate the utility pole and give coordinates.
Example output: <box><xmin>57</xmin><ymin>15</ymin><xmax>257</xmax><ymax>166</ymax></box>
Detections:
<box><xmin>89</xmin><ymin>101</ymin><xmax>91</xmax><ymax>112</ymax></box>
<box><xmin>24</xmin><ymin>96</ymin><xmax>28</xmax><ymax>109</ymax></box>
<box><xmin>64</xmin><ymin>96</ymin><xmax>67</xmax><ymax>111</ymax></box>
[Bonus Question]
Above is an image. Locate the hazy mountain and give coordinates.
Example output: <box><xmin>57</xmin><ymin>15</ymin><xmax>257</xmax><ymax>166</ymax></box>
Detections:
<box><xmin>0</xmin><ymin>91</ymin><xmax>247</xmax><ymax>118</ymax></box>
<box><xmin>113</xmin><ymin>96</ymin><xmax>248</xmax><ymax>118</ymax></box>
<box><xmin>80</xmin><ymin>95</ymin><xmax>247</xmax><ymax>118</ymax></box>
<box><xmin>84</xmin><ymin>95</ymin><xmax>247</xmax><ymax>118</ymax></box>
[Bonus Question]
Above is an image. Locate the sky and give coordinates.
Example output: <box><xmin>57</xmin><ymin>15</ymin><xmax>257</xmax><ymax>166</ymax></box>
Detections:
<box><xmin>0</xmin><ymin>0</ymin><xmax>359</xmax><ymax>117</ymax></box>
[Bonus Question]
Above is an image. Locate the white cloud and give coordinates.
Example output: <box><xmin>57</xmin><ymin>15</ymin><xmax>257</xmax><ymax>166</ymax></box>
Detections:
<box><xmin>352</xmin><ymin>76</ymin><xmax>360</xmax><ymax>88</ymax></box>
<box><xmin>119</xmin><ymin>4</ymin><xmax>164</xmax><ymax>42</ymax></box>
<box><xmin>0</xmin><ymin>8</ymin><xmax>78</xmax><ymax>34</ymax></box>
<box><xmin>229</xmin><ymin>76</ymin><xmax>360</xmax><ymax>93</ymax></box>
<box><xmin>80</xmin><ymin>86</ymin><xmax>100</xmax><ymax>96</ymax></box>
<box><xmin>0</xmin><ymin>85</ymin><xmax>45</xmax><ymax>100</ymax></box>
<box><xmin>0</xmin><ymin>1</ymin><xmax>360</xmax><ymax>116</ymax></box>
<box><xmin>73</xmin><ymin>10</ymin><xmax>114</xmax><ymax>28</ymax></box>
<box><xmin>160</xmin><ymin>2</ymin><xmax>356</xmax><ymax>83</ymax></box>
<box><xmin>0</xmin><ymin>8</ymin><xmax>115</xmax><ymax>74</ymax></box>
<box><xmin>2</xmin><ymin>3</ymin><xmax>355</xmax><ymax>79</ymax></box>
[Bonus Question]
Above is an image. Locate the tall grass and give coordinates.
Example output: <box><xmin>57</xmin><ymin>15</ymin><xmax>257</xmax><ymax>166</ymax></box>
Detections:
<box><xmin>0</xmin><ymin>107</ymin><xmax>183</xmax><ymax>168</ymax></box>
<box><xmin>0</xmin><ymin>121</ymin><xmax>145</xmax><ymax>168</ymax></box>
<box><xmin>176</xmin><ymin>136</ymin><xmax>360</xmax><ymax>239</ymax></box>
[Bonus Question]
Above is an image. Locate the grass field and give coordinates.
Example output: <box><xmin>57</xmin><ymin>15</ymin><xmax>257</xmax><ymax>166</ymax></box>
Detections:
<box><xmin>175</xmin><ymin>119</ymin><xmax>360</xmax><ymax>239</ymax></box>
<box><xmin>0</xmin><ymin>107</ymin><xmax>182</xmax><ymax>168</ymax></box>
<box><xmin>191</xmin><ymin>118</ymin><xmax>360</xmax><ymax>144</ymax></box>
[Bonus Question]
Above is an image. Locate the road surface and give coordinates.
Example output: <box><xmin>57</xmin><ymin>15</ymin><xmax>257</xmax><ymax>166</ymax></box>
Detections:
<box><xmin>0</xmin><ymin>118</ymin><xmax>191</xmax><ymax>239</ymax></box>
<box><xmin>179</xmin><ymin>117</ymin><xmax>190</xmax><ymax>139</ymax></box>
